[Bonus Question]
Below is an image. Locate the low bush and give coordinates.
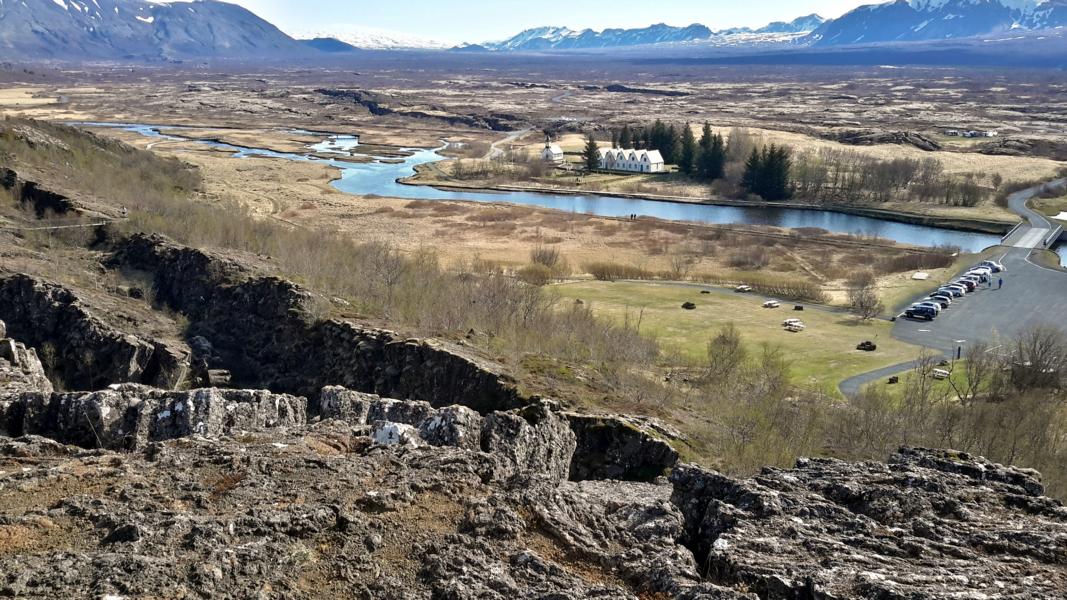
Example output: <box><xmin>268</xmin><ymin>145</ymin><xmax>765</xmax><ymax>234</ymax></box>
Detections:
<box><xmin>584</xmin><ymin>262</ymin><xmax>655</xmax><ymax>282</ymax></box>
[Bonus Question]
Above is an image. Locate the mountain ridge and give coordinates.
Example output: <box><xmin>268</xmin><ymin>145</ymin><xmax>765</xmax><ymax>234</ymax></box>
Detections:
<box><xmin>0</xmin><ymin>0</ymin><xmax>306</xmax><ymax>60</ymax></box>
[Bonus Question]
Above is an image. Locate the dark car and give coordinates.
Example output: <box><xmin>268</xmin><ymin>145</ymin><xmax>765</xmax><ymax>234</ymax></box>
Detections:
<box><xmin>954</xmin><ymin>279</ymin><xmax>977</xmax><ymax>292</ymax></box>
<box><xmin>905</xmin><ymin>305</ymin><xmax>938</xmax><ymax>321</ymax></box>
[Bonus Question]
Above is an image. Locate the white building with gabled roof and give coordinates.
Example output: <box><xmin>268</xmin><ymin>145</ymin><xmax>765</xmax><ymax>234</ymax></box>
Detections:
<box><xmin>597</xmin><ymin>147</ymin><xmax>665</xmax><ymax>173</ymax></box>
<box><xmin>540</xmin><ymin>139</ymin><xmax>565</xmax><ymax>163</ymax></box>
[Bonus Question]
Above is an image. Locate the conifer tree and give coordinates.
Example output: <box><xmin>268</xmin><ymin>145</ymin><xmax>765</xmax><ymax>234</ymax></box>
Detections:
<box><xmin>582</xmin><ymin>134</ymin><xmax>601</xmax><ymax>172</ymax></box>
<box><xmin>679</xmin><ymin>123</ymin><xmax>696</xmax><ymax>175</ymax></box>
<box><xmin>741</xmin><ymin>146</ymin><xmax>762</xmax><ymax>196</ymax></box>
<box><xmin>619</xmin><ymin>125</ymin><xmax>632</xmax><ymax>149</ymax></box>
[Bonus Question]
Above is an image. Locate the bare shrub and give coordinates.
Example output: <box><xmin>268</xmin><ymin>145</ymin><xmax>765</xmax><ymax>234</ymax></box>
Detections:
<box><xmin>846</xmin><ymin>271</ymin><xmax>884</xmax><ymax>320</ymax></box>
<box><xmin>516</xmin><ymin>263</ymin><xmax>554</xmax><ymax>286</ymax></box>
<box><xmin>726</xmin><ymin>247</ymin><xmax>770</xmax><ymax>270</ymax></box>
<box><xmin>584</xmin><ymin>262</ymin><xmax>654</xmax><ymax>282</ymax></box>
<box><xmin>530</xmin><ymin>246</ymin><xmax>561</xmax><ymax>269</ymax></box>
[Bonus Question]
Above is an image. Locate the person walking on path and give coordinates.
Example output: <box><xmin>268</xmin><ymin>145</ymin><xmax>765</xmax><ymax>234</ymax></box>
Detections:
<box><xmin>999</xmin><ymin>278</ymin><xmax>1004</xmax><ymax>290</ymax></box>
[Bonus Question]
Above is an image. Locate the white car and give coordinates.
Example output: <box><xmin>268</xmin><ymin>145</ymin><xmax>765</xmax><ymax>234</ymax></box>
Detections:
<box><xmin>763</xmin><ymin>300</ymin><xmax>781</xmax><ymax>309</ymax></box>
<box><xmin>735</xmin><ymin>285</ymin><xmax>753</xmax><ymax>293</ymax></box>
<box><xmin>782</xmin><ymin>318</ymin><xmax>804</xmax><ymax>327</ymax></box>
<box><xmin>980</xmin><ymin>260</ymin><xmax>1005</xmax><ymax>273</ymax></box>
<box><xmin>931</xmin><ymin>368</ymin><xmax>951</xmax><ymax>380</ymax></box>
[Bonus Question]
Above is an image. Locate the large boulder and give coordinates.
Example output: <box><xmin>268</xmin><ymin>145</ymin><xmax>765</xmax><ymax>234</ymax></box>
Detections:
<box><xmin>670</xmin><ymin>447</ymin><xmax>1067</xmax><ymax>599</ymax></box>
<box><xmin>0</xmin><ymin>320</ymin><xmax>53</xmax><ymax>396</ymax></box>
<box><xmin>565</xmin><ymin>413</ymin><xmax>679</xmax><ymax>482</ymax></box>
<box><xmin>317</xmin><ymin>386</ymin><xmax>483</xmax><ymax>450</ymax></box>
<box><xmin>482</xmin><ymin>401</ymin><xmax>576</xmax><ymax>488</ymax></box>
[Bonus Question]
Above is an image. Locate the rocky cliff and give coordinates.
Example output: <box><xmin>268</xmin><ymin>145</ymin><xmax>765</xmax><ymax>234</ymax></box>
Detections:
<box><xmin>0</xmin><ymin>275</ymin><xmax>189</xmax><ymax>391</ymax></box>
<box><xmin>0</xmin><ymin>320</ymin><xmax>1064</xmax><ymax>597</ymax></box>
<box><xmin>2</xmin><ymin>229</ymin><xmax>1065</xmax><ymax>598</ymax></box>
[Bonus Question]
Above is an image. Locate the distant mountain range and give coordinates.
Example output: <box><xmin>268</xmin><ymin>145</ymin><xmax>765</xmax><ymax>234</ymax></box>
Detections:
<box><xmin>0</xmin><ymin>0</ymin><xmax>304</xmax><ymax>60</ymax></box>
<box><xmin>292</xmin><ymin>27</ymin><xmax>451</xmax><ymax>51</ymax></box>
<box><xmin>1</xmin><ymin>0</ymin><xmax>1066</xmax><ymax>61</ymax></box>
<box><xmin>809</xmin><ymin>0</ymin><xmax>1067</xmax><ymax>46</ymax></box>
<box><xmin>464</xmin><ymin>0</ymin><xmax>1067</xmax><ymax>52</ymax></box>
<box><xmin>459</xmin><ymin>15</ymin><xmax>826</xmax><ymax>52</ymax></box>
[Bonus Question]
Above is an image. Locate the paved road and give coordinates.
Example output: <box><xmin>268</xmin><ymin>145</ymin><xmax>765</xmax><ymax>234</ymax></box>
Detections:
<box><xmin>485</xmin><ymin>128</ymin><xmax>532</xmax><ymax>160</ymax></box>
<box><xmin>840</xmin><ymin>181</ymin><xmax>1067</xmax><ymax>395</ymax></box>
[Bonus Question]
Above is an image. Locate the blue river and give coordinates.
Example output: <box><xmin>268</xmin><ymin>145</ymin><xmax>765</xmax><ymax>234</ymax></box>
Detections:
<box><xmin>75</xmin><ymin>123</ymin><xmax>1003</xmax><ymax>253</ymax></box>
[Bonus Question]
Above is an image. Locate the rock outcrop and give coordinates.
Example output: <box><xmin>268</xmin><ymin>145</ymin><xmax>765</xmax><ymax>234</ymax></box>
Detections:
<box><xmin>565</xmin><ymin>412</ymin><xmax>679</xmax><ymax>482</ymax></box>
<box><xmin>0</xmin><ymin>320</ymin><xmax>52</xmax><ymax>394</ymax></box>
<box><xmin>830</xmin><ymin>129</ymin><xmax>942</xmax><ymax>152</ymax></box>
<box><xmin>0</xmin><ymin>274</ymin><xmax>189</xmax><ymax>390</ymax></box>
<box><xmin>671</xmin><ymin>447</ymin><xmax>1067</xmax><ymax>598</ymax></box>
<box><xmin>109</xmin><ymin>233</ymin><xmax>525</xmax><ymax>411</ymax></box>
<box><xmin>1</xmin><ymin>384</ymin><xmax>305</xmax><ymax>450</ymax></box>
<box><xmin>0</xmin><ymin>373</ymin><xmax>1064</xmax><ymax>599</ymax></box>
<box><xmin>0</xmin><ymin>167</ymin><xmax>76</xmax><ymax>217</ymax></box>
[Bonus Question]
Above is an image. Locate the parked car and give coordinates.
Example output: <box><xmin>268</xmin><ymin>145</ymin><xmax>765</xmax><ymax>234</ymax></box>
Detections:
<box><xmin>965</xmin><ymin>271</ymin><xmax>990</xmax><ymax>283</ymax></box>
<box><xmin>954</xmin><ymin>279</ymin><xmax>977</xmax><ymax>292</ymax></box>
<box><xmin>924</xmin><ymin>296</ymin><xmax>950</xmax><ymax>309</ymax></box>
<box><xmin>914</xmin><ymin>301</ymin><xmax>942</xmax><ymax>313</ymax></box>
<box><xmin>905</xmin><ymin>305</ymin><xmax>938</xmax><ymax>320</ymax></box>
<box><xmin>938</xmin><ymin>287</ymin><xmax>965</xmax><ymax>298</ymax></box>
<box><xmin>980</xmin><ymin>260</ymin><xmax>1005</xmax><ymax>273</ymax></box>
<box><xmin>929</xmin><ymin>293</ymin><xmax>952</xmax><ymax>306</ymax></box>
<box><xmin>931</xmin><ymin>368</ymin><xmax>951</xmax><ymax>380</ymax></box>
<box><xmin>944</xmin><ymin>283</ymin><xmax>969</xmax><ymax>293</ymax></box>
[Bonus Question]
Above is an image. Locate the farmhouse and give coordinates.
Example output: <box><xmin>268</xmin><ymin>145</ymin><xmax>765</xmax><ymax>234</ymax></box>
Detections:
<box><xmin>597</xmin><ymin>148</ymin><xmax>665</xmax><ymax>173</ymax></box>
<box><xmin>540</xmin><ymin>139</ymin><xmax>565</xmax><ymax>163</ymax></box>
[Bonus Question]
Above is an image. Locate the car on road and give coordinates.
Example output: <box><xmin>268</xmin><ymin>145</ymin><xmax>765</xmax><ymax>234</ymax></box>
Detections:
<box><xmin>980</xmin><ymin>260</ymin><xmax>1005</xmax><ymax>273</ymax></box>
<box><xmin>735</xmin><ymin>285</ymin><xmax>753</xmax><ymax>293</ymax></box>
<box><xmin>763</xmin><ymin>300</ymin><xmax>781</xmax><ymax>308</ymax></box>
<box><xmin>905</xmin><ymin>305</ymin><xmax>938</xmax><ymax>320</ymax></box>
<box><xmin>924</xmin><ymin>296</ymin><xmax>950</xmax><ymax>309</ymax></box>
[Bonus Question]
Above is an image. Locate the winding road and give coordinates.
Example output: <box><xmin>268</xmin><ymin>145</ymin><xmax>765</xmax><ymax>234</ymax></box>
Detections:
<box><xmin>839</xmin><ymin>180</ymin><xmax>1067</xmax><ymax>396</ymax></box>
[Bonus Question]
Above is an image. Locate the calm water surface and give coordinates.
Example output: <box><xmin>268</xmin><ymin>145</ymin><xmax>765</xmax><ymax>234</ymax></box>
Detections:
<box><xmin>76</xmin><ymin>123</ymin><xmax>1002</xmax><ymax>253</ymax></box>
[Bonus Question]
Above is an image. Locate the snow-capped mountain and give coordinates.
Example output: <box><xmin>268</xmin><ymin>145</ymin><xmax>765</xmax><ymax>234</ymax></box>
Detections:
<box><xmin>809</xmin><ymin>0</ymin><xmax>1067</xmax><ymax>46</ymax></box>
<box><xmin>292</xmin><ymin>27</ymin><xmax>450</xmax><ymax>51</ymax></box>
<box><xmin>0</xmin><ymin>0</ymin><xmax>306</xmax><ymax>60</ymax></box>
<box><xmin>473</xmin><ymin>16</ymin><xmax>825</xmax><ymax>52</ymax></box>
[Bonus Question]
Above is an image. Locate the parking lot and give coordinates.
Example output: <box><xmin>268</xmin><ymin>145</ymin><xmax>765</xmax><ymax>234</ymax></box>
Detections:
<box><xmin>893</xmin><ymin>248</ymin><xmax>1067</xmax><ymax>355</ymax></box>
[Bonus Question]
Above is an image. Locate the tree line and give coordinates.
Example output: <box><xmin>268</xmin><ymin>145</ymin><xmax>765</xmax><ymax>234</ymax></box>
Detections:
<box><xmin>602</xmin><ymin>121</ymin><xmax>728</xmax><ymax>183</ymax></box>
<box><xmin>585</xmin><ymin>123</ymin><xmax>992</xmax><ymax>206</ymax></box>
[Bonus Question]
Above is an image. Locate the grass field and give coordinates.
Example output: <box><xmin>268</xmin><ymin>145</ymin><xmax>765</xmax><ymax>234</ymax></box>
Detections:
<box><xmin>551</xmin><ymin>280</ymin><xmax>924</xmax><ymax>395</ymax></box>
<box><xmin>1032</xmin><ymin>195</ymin><xmax>1067</xmax><ymax>219</ymax></box>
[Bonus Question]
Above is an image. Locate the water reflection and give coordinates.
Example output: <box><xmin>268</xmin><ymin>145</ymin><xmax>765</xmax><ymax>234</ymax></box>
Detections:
<box><xmin>74</xmin><ymin>123</ymin><xmax>1002</xmax><ymax>253</ymax></box>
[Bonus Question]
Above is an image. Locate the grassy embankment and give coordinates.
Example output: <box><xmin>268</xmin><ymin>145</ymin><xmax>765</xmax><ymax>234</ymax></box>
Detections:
<box><xmin>551</xmin><ymin>280</ymin><xmax>922</xmax><ymax>395</ymax></box>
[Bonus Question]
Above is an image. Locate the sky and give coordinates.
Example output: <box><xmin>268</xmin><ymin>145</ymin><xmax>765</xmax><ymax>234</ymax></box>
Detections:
<box><xmin>201</xmin><ymin>0</ymin><xmax>879</xmax><ymax>44</ymax></box>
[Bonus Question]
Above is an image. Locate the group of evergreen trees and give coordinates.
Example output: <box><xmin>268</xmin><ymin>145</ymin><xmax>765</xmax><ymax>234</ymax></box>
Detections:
<box><xmin>741</xmin><ymin>144</ymin><xmax>792</xmax><ymax>201</ymax></box>
<box><xmin>610</xmin><ymin>121</ymin><xmax>727</xmax><ymax>183</ymax></box>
